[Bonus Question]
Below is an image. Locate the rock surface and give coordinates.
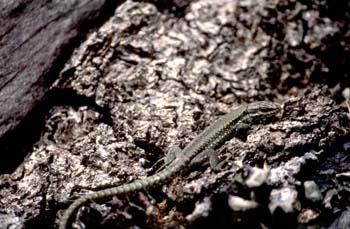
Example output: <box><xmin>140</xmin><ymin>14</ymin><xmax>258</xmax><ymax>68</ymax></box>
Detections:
<box><xmin>0</xmin><ymin>0</ymin><xmax>350</xmax><ymax>228</ymax></box>
<box><xmin>0</xmin><ymin>0</ymin><xmax>121</xmax><ymax>173</ymax></box>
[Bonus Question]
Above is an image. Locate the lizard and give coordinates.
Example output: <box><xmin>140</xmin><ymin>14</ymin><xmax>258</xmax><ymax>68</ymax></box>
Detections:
<box><xmin>59</xmin><ymin>101</ymin><xmax>282</xmax><ymax>229</ymax></box>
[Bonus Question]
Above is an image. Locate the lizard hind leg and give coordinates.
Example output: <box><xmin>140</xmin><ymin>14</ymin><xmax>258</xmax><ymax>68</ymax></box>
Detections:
<box><xmin>155</xmin><ymin>145</ymin><xmax>182</xmax><ymax>173</ymax></box>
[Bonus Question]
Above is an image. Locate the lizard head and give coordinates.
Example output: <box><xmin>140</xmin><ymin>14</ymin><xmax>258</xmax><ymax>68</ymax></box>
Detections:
<box><xmin>245</xmin><ymin>101</ymin><xmax>283</xmax><ymax>124</ymax></box>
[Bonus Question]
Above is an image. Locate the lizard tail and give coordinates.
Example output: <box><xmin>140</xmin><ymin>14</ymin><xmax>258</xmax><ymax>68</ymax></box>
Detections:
<box><xmin>59</xmin><ymin>195</ymin><xmax>89</xmax><ymax>229</ymax></box>
<box><xmin>58</xmin><ymin>163</ymin><xmax>182</xmax><ymax>228</ymax></box>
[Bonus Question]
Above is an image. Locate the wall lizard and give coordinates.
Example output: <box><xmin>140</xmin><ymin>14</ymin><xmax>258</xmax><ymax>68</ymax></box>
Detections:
<box><xmin>59</xmin><ymin>101</ymin><xmax>282</xmax><ymax>229</ymax></box>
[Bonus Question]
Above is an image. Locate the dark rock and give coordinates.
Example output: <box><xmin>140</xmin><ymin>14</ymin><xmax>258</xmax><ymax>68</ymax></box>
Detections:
<box><xmin>0</xmin><ymin>0</ymin><xmax>121</xmax><ymax>173</ymax></box>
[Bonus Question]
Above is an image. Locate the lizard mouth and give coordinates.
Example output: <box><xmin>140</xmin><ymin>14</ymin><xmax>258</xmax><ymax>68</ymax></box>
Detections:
<box><xmin>275</xmin><ymin>103</ymin><xmax>284</xmax><ymax>119</ymax></box>
<box><xmin>274</xmin><ymin>105</ymin><xmax>283</xmax><ymax>119</ymax></box>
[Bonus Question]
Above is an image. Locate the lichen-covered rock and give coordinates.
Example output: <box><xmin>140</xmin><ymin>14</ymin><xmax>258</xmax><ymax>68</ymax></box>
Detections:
<box><xmin>1</xmin><ymin>0</ymin><xmax>350</xmax><ymax>228</ymax></box>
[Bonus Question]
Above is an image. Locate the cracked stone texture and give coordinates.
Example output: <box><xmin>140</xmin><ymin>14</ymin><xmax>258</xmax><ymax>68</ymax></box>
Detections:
<box><xmin>1</xmin><ymin>0</ymin><xmax>350</xmax><ymax>228</ymax></box>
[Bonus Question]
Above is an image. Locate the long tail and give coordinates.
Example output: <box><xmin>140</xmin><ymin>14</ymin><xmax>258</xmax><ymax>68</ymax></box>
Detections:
<box><xmin>58</xmin><ymin>164</ymin><xmax>179</xmax><ymax>229</ymax></box>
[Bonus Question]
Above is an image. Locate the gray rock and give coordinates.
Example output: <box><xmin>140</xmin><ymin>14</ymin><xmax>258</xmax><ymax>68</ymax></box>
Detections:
<box><xmin>269</xmin><ymin>186</ymin><xmax>300</xmax><ymax>214</ymax></box>
<box><xmin>304</xmin><ymin>180</ymin><xmax>323</xmax><ymax>203</ymax></box>
<box><xmin>228</xmin><ymin>195</ymin><xmax>259</xmax><ymax>212</ymax></box>
<box><xmin>327</xmin><ymin>210</ymin><xmax>350</xmax><ymax>229</ymax></box>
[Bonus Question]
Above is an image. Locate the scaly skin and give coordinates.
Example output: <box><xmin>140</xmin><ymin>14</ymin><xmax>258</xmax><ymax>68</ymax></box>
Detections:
<box><xmin>59</xmin><ymin>101</ymin><xmax>282</xmax><ymax>229</ymax></box>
